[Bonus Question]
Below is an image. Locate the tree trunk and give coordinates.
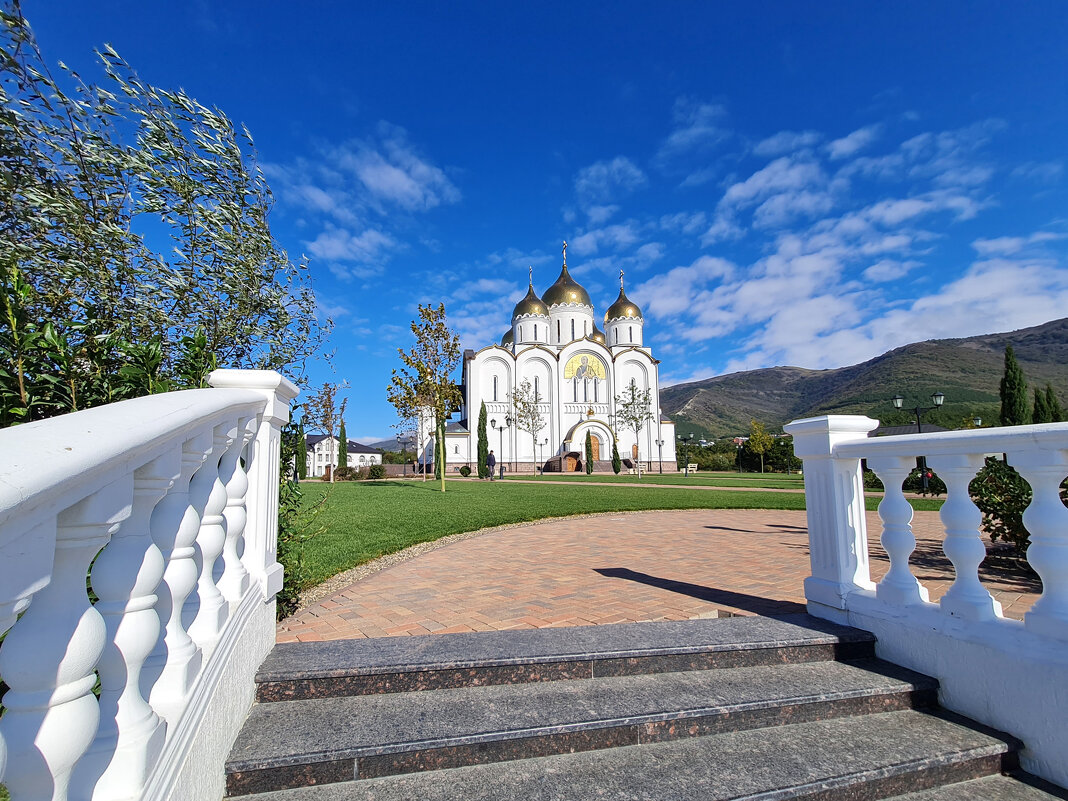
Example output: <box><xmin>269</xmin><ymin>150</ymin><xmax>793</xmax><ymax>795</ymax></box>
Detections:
<box><xmin>438</xmin><ymin>419</ymin><xmax>446</xmax><ymax>492</ymax></box>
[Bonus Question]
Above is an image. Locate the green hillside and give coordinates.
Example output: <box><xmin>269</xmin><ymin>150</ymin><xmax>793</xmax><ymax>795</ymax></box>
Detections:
<box><xmin>662</xmin><ymin>318</ymin><xmax>1068</xmax><ymax>439</ymax></box>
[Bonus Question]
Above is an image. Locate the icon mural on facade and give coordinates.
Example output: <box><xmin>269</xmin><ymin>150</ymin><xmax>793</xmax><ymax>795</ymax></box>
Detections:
<box><xmin>563</xmin><ymin>353</ymin><xmax>606</xmax><ymax>380</ymax></box>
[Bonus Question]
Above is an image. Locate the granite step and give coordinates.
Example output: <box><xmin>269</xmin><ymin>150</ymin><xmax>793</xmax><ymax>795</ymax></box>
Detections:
<box><xmin>257</xmin><ymin>613</ymin><xmax>875</xmax><ymax>701</ymax></box>
<box><xmin>225</xmin><ymin>709</ymin><xmax>1019</xmax><ymax>800</ymax></box>
<box><xmin>887</xmin><ymin>773</ymin><xmax>1068</xmax><ymax>800</ymax></box>
<box><xmin>226</xmin><ymin>657</ymin><xmax>936</xmax><ymax>796</ymax></box>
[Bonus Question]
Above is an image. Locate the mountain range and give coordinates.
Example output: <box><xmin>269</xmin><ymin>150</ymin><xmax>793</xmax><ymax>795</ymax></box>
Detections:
<box><xmin>660</xmin><ymin>317</ymin><xmax>1068</xmax><ymax>440</ymax></box>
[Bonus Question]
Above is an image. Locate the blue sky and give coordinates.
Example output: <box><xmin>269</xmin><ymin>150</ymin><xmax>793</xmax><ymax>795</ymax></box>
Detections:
<box><xmin>31</xmin><ymin>2</ymin><xmax>1068</xmax><ymax>441</ymax></box>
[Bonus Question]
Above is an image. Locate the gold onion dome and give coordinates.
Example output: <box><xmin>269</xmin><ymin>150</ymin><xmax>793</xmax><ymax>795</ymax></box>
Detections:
<box><xmin>541</xmin><ymin>257</ymin><xmax>592</xmax><ymax>308</ymax></box>
<box><xmin>511</xmin><ymin>283</ymin><xmax>549</xmax><ymax>320</ymax></box>
<box><xmin>605</xmin><ymin>271</ymin><xmax>642</xmax><ymax>321</ymax></box>
<box><xmin>591</xmin><ymin>323</ymin><xmax>606</xmax><ymax>344</ymax></box>
<box><xmin>500</xmin><ymin>328</ymin><xmax>514</xmax><ymax>346</ymax></box>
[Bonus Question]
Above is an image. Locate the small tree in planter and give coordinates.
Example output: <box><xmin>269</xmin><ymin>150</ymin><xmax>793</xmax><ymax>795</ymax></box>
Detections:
<box><xmin>509</xmin><ymin>379</ymin><xmax>545</xmax><ymax>477</ymax></box>
<box><xmin>477</xmin><ymin>401</ymin><xmax>490</xmax><ymax>478</ymax></box>
<box><xmin>584</xmin><ymin>430</ymin><xmax>594</xmax><ymax>475</ymax></box>
<box><xmin>612</xmin><ymin>438</ymin><xmax>622</xmax><ymax>474</ymax></box>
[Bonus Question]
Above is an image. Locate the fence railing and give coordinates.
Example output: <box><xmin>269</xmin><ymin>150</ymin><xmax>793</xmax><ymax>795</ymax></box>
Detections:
<box><xmin>0</xmin><ymin>369</ymin><xmax>297</xmax><ymax>801</ymax></box>
<box><xmin>785</xmin><ymin>414</ymin><xmax>1068</xmax><ymax>787</ymax></box>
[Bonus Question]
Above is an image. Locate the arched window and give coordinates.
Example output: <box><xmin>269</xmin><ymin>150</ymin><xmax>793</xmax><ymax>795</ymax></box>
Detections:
<box><xmin>519</xmin><ymin>326</ymin><xmax>523</xmax><ymax>341</ymax></box>
<box><xmin>584</xmin><ymin>321</ymin><xmax>588</xmax><ymax>336</ymax></box>
<box><xmin>594</xmin><ymin>381</ymin><xmax>598</xmax><ymax>402</ymax></box>
<box><xmin>629</xmin><ymin>326</ymin><xmax>633</xmax><ymax>343</ymax></box>
<box><xmin>571</xmin><ymin>319</ymin><xmax>575</xmax><ymax>341</ymax></box>
<box><xmin>614</xmin><ymin>329</ymin><xmax>618</xmax><ymax>344</ymax></box>
<box><xmin>557</xmin><ymin>320</ymin><xmax>561</xmax><ymax>342</ymax></box>
<box><xmin>534</xmin><ymin>376</ymin><xmax>540</xmax><ymax>402</ymax></box>
<box><xmin>493</xmin><ymin>375</ymin><xmax>498</xmax><ymax>401</ymax></box>
<box><xmin>534</xmin><ymin>323</ymin><xmax>538</xmax><ymax>340</ymax></box>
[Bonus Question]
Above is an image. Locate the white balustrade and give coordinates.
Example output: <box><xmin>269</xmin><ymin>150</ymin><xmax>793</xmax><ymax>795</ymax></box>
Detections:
<box><xmin>788</xmin><ymin>416</ymin><xmax>1068</xmax><ymax>787</ymax></box>
<box><xmin>927</xmin><ymin>452</ymin><xmax>1001</xmax><ymax>621</ymax></box>
<box><xmin>187</xmin><ymin>425</ymin><xmax>234</xmax><ymax>655</ymax></box>
<box><xmin>1009</xmin><ymin>448</ymin><xmax>1068</xmax><ymax>640</ymax></box>
<box><xmin>867</xmin><ymin>455</ymin><xmax>929</xmax><ymax>606</ymax></box>
<box><xmin>0</xmin><ymin>369</ymin><xmax>297</xmax><ymax>801</ymax></box>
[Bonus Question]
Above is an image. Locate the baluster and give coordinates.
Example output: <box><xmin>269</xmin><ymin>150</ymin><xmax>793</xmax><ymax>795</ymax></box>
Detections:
<box><xmin>217</xmin><ymin>417</ymin><xmax>256</xmax><ymax>603</ymax></box>
<box><xmin>144</xmin><ymin>432</ymin><xmax>210</xmax><ymax>724</ymax></box>
<box><xmin>0</xmin><ymin>480</ymin><xmax>131</xmax><ymax>801</ymax></box>
<box><xmin>868</xmin><ymin>455</ymin><xmax>930</xmax><ymax>606</ymax></box>
<box><xmin>1009</xmin><ymin>449</ymin><xmax>1068</xmax><ymax>640</ymax></box>
<box><xmin>927</xmin><ymin>453</ymin><xmax>1003</xmax><ymax>621</ymax></box>
<box><xmin>187</xmin><ymin>424</ymin><xmax>233</xmax><ymax>654</ymax></box>
<box><xmin>72</xmin><ymin>452</ymin><xmax>180</xmax><ymax>800</ymax></box>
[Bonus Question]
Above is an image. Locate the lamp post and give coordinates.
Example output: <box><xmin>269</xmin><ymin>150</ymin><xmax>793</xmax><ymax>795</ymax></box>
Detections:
<box><xmin>655</xmin><ymin>438</ymin><xmax>664</xmax><ymax>473</ymax></box>
<box><xmin>539</xmin><ymin>437</ymin><xmax>548</xmax><ymax>476</ymax></box>
<box><xmin>491</xmin><ymin>416</ymin><xmax>510</xmax><ymax>479</ymax></box>
<box><xmin>677</xmin><ymin>433</ymin><xmax>694</xmax><ymax>474</ymax></box>
<box><xmin>400</xmin><ymin>435</ymin><xmax>413</xmax><ymax>477</ymax></box>
<box><xmin>891</xmin><ymin>391</ymin><xmax>945</xmax><ymax>494</ymax></box>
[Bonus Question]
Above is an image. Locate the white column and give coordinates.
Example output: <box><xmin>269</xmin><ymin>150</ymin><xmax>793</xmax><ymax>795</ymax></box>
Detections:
<box><xmin>784</xmin><ymin>415</ymin><xmax>879</xmax><ymax>623</ymax></box>
<box><xmin>867</xmin><ymin>455</ymin><xmax>930</xmax><ymax>607</ymax></box>
<box><xmin>73</xmin><ymin>453</ymin><xmax>179</xmax><ymax>801</ymax></box>
<box><xmin>1009</xmin><ymin>448</ymin><xmax>1068</xmax><ymax>640</ymax></box>
<box><xmin>145</xmin><ymin>432</ymin><xmax>210</xmax><ymax>723</ymax></box>
<box><xmin>0</xmin><ymin>479</ymin><xmax>131</xmax><ymax>801</ymax></box>
<box><xmin>927</xmin><ymin>453</ymin><xmax>1002</xmax><ymax>621</ymax></box>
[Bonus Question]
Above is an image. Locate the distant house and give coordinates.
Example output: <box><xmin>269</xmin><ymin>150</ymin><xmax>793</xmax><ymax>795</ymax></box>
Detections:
<box><xmin>305</xmin><ymin>434</ymin><xmax>384</xmax><ymax>477</ymax></box>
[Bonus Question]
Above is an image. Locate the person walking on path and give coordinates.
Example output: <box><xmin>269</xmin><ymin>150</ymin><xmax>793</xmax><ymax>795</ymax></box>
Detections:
<box><xmin>487</xmin><ymin>450</ymin><xmax>497</xmax><ymax>480</ymax></box>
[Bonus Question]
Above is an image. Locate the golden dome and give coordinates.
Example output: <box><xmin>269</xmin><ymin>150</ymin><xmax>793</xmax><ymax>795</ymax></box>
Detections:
<box><xmin>591</xmin><ymin>323</ymin><xmax>606</xmax><ymax>344</ymax></box>
<box><xmin>605</xmin><ymin>276</ymin><xmax>642</xmax><ymax>321</ymax></box>
<box><xmin>511</xmin><ymin>284</ymin><xmax>549</xmax><ymax>320</ymax></box>
<box><xmin>542</xmin><ymin>263</ymin><xmax>592</xmax><ymax>308</ymax></box>
<box><xmin>500</xmin><ymin>328</ymin><xmax>514</xmax><ymax>346</ymax></box>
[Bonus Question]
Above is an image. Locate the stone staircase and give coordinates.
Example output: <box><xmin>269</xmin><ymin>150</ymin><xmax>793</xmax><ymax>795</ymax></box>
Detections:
<box><xmin>224</xmin><ymin>614</ymin><xmax>1065</xmax><ymax>800</ymax></box>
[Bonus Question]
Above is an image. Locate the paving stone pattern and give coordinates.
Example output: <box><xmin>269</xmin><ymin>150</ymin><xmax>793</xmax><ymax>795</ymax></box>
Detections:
<box><xmin>278</xmin><ymin>509</ymin><xmax>1041</xmax><ymax>643</ymax></box>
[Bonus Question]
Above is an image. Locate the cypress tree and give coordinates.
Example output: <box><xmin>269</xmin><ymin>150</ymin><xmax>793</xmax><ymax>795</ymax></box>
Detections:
<box><xmin>477</xmin><ymin>401</ymin><xmax>489</xmax><ymax>478</ymax></box>
<box><xmin>295</xmin><ymin>423</ymin><xmax>307</xmax><ymax>480</ymax></box>
<box><xmin>584</xmin><ymin>430</ymin><xmax>594</xmax><ymax>475</ymax></box>
<box><xmin>999</xmin><ymin>345</ymin><xmax>1029</xmax><ymax>426</ymax></box>
<box><xmin>1046</xmin><ymin>384</ymin><xmax>1064</xmax><ymax>423</ymax></box>
<box><xmin>1032</xmin><ymin>388</ymin><xmax>1051</xmax><ymax>424</ymax></box>
<box><xmin>611</xmin><ymin>438</ymin><xmax>622</xmax><ymax>474</ymax></box>
<box><xmin>337</xmin><ymin>419</ymin><xmax>348</xmax><ymax>471</ymax></box>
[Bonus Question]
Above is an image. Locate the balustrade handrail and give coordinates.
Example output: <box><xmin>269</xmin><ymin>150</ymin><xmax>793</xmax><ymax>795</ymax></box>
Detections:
<box><xmin>833</xmin><ymin>421</ymin><xmax>1068</xmax><ymax>460</ymax></box>
<box><xmin>0</xmin><ymin>388</ymin><xmax>267</xmax><ymax>533</ymax></box>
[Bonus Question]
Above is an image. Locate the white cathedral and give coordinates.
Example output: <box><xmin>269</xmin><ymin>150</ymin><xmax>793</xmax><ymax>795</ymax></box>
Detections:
<box><xmin>424</xmin><ymin>244</ymin><xmax>677</xmax><ymax>474</ymax></box>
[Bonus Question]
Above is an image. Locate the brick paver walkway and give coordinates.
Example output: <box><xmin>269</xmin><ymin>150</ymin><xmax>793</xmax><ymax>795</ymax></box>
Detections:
<box><xmin>277</xmin><ymin>509</ymin><xmax>1042</xmax><ymax>643</ymax></box>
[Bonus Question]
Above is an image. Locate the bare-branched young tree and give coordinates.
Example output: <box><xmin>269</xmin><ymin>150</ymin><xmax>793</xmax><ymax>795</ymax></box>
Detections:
<box><xmin>509</xmin><ymin>379</ymin><xmax>545</xmax><ymax>477</ymax></box>
<box><xmin>304</xmin><ymin>383</ymin><xmax>347</xmax><ymax>482</ymax></box>
<box><xmin>615</xmin><ymin>380</ymin><xmax>654</xmax><ymax>479</ymax></box>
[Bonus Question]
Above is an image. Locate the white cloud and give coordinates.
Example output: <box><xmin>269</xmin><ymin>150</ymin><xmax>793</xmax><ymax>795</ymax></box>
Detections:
<box><xmin>862</xmin><ymin>259</ymin><xmax>921</xmax><ymax>283</ymax></box>
<box><xmin>568</xmin><ymin>223</ymin><xmax>641</xmax><ymax>257</ymax></box>
<box><xmin>972</xmin><ymin>231</ymin><xmax>1065</xmax><ymax>257</ymax></box>
<box><xmin>657</xmin><ymin>99</ymin><xmax>728</xmax><ymax>162</ymax></box>
<box><xmin>1011</xmin><ymin>161</ymin><xmax>1063</xmax><ymax>183</ymax></box>
<box><xmin>574</xmin><ymin>157</ymin><xmax>646</xmax><ymax>205</ymax></box>
<box><xmin>586</xmin><ymin>204</ymin><xmax>620</xmax><ymax>225</ymax></box>
<box><xmin>826</xmin><ymin>125</ymin><xmax>881</xmax><ymax>160</ymax></box>
<box><xmin>721</xmin><ymin>157</ymin><xmax>826</xmax><ymax>209</ymax></box>
<box><xmin>754</xmin><ymin>130</ymin><xmax>822</xmax><ymax>157</ymax></box>
<box><xmin>306</xmin><ymin>227</ymin><xmax>395</xmax><ymax>265</ymax></box>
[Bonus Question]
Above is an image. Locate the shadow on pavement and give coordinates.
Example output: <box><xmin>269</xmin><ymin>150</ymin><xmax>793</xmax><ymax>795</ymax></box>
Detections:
<box><xmin>593</xmin><ymin>567</ymin><xmax>805</xmax><ymax>616</ymax></box>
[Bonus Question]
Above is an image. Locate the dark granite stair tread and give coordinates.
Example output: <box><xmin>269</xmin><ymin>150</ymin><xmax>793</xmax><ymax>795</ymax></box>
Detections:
<box><xmin>228</xmin><ymin>658</ymin><xmax>934</xmax><ymax>772</ymax></box>
<box><xmin>259</xmin><ymin>613</ymin><xmax>873</xmax><ymax>681</ymax></box>
<box><xmin>886</xmin><ymin>774</ymin><xmax>1068</xmax><ymax>800</ymax></box>
<box><xmin>232</xmin><ymin>709</ymin><xmax>1013</xmax><ymax>800</ymax></box>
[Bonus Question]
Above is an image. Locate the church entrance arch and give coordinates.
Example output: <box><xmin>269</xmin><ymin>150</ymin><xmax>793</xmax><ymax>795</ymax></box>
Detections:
<box><xmin>563</xmin><ymin>419</ymin><xmax>613</xmax><ymax>469</ymax></box>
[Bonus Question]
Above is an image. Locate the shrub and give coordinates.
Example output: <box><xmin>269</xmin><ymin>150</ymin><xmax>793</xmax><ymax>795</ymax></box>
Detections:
<box><xmin>458</xmin><ymin>465</ymin><xmax>472</xmax><ymax>477</ymax></box>
<box><xmin>863</xmin><ymin>469</ymin><xmax>884</xmax><ymax>490</ymax></box>
<box><xmin>354</xmin><ymin>467</ymin><xmax>369</xmax><ymax>481</ymax></box>
<box><xmin>333</xmin><ymin>465</ymin><xmax>356</xmax><ymax>481</ymax></box>
<box><xmin>903</xmin><ymin>467</ymin><xmax>946</xmax><ymax>497</ymax></box>
<box><xmin>966</xmin><ymin>457</ymin><xmax>1067</xmax><ymax>554</ymax></box>
<box><xmin>368</xmin><ymin>464</ymin><xmax>387</xmax><ymax>480</ymax></box>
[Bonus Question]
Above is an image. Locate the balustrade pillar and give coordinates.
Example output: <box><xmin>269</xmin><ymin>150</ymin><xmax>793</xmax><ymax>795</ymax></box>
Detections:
<box><xmin>0</xmin><ymin>479</ymin><xmax>132</xmax><ymax>801</ymax></box>
<box><xmin>217</xmin><ymin>417</ymin><xmax>256</xmax><ymax>603</ymax></box>
<box><xmin>783</xmin><ymin>415</ymin><xmax>879</xmax><ymax>622</ymax></box>
<box><xmin>927</xmin><ymin>453</ymin><xmax>1002</xmax><ymax>621</ymax></box>
<box><xmin>867</xmin><ymin>455</ymin><xmax>930</xmax><ymax>606</ymax></box>
<box><xmin>72</xmin><ymin>453</ymin><xmax>180</xmax><ymax>801</ymax></box>
<box><xmin>144</xmin><ymin>433</ymin><xmax>210</xmax><ymax>724</ymax></box>
<box><xmin>188</xmin><ymin>425</ymin><xmax>234</xmax><ymax>654</ymax></box>
<box><xmin>1008</xmin><ymin>449</ymin><xmax>1068</xmax><ymax>641</ymax></box>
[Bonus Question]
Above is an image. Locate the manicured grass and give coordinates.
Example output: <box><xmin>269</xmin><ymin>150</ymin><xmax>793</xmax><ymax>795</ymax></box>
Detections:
<box><xmin>506</xmin><ymin>472</ymin><xmax>807</xmax><ymax>490</ymax></box>
<box><xmin>296</xmin><ymin>479</ymin><xmax>942</xmax><ymax>589</ymax></box>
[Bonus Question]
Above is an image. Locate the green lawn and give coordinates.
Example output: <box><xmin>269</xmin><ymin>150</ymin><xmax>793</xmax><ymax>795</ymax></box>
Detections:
<box><xmin>296</xmin><ymin>479</ymin><xmax>942</xmax><ymax>589</ymax></box>
<box><xmin>505</xmin><ymin>471</ymin><xmax>807</xmax><ymax>490</ymax></box>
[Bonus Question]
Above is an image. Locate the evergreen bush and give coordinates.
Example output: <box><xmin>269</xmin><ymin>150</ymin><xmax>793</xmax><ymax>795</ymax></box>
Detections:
<box><xmin>368</xmin><ymin>464</ymin><xmax>386</xmax><ymax>480</ymax></box>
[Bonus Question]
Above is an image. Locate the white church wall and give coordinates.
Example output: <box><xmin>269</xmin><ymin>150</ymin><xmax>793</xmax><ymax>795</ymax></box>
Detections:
<box><xmin>549</xmin><ymin>309</ymin><xmax>594</xmax><ymax>346</ymax></box>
